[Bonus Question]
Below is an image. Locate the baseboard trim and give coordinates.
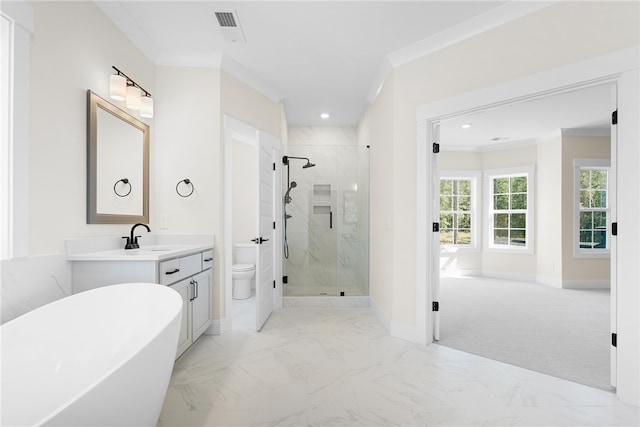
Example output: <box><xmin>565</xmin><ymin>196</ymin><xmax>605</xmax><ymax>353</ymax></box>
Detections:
<box><xmin>451</xmin><ymin>271</ymin><xmax>610</xmax><ymax>290</ymax></box>
<box><xmin>206</xmin><ymin>317</ymin><xmax>231</xmax><ymax>335</ymax></box>
<box><xmin>370</xmin><ymin>297</ymin><xmax>426</xmax><ymax>344</ymax></box>
<box><xmin>562</xmin><ymin>280</ymin><xmax>610</xmax><ymax>290</ymax></box>
<box><xmin>283</xmin><ymin>296</ymin><xmax>370</xmax><ymax>307</ymax></box>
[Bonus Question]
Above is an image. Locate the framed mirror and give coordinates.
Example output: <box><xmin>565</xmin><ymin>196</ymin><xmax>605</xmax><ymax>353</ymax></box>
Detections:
<box><xmin>87</xmin><ymin>90</ymin><xmax>149</xmax><ymax>224</ymax></box>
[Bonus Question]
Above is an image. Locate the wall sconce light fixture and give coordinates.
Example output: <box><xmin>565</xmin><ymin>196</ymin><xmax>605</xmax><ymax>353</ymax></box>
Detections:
<box><xmin>109</xmin><ymin>66</ymin><xmax>153</xmax><ymax>118</ymax></box>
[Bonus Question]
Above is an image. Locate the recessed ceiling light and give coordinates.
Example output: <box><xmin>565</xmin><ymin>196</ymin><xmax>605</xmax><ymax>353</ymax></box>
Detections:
<box><xmin>461</xmin><ymin>123</ymin><xmax>472</xmax><ymax>129</ymax></box>
<box><xmin>320</xmin><ymin>113</ymin><xmax>330</xmax><ymax>119</ymax></box>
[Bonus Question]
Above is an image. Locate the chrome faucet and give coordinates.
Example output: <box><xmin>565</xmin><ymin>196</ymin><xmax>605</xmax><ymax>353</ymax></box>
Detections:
<box><xmin>123</xmin><ymin>223</ymin><xmax>151</xmax><ymax>249</ymax></box>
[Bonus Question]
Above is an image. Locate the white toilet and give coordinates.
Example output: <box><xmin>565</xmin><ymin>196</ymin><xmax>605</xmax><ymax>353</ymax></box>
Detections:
<box><xmin>232</xmin><ymin>243</ymin><xmax>256</xmax><ymax>300</ymax></box>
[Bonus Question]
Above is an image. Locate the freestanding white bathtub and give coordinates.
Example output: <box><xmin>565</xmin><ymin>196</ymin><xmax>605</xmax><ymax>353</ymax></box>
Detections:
<box><xmin>1</xmin><ymin>282</ymin><xmax>182</xmax><ymax>426</ymax></box>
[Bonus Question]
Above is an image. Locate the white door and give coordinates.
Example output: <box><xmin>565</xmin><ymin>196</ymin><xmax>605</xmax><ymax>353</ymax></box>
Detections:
<box><xmin>255</xmin><ymin>131</ymin><xmax>277</xmax><ymax>330</ymax></box>
<box><xmin>431</xmin><ymin>122</ymin><xmax>441</xmax><ymax>341</ymax></box>
<box><xmin>609</xmin><ymin>86</ymin><xmax>618</xmax><ymax>388</ymax></box>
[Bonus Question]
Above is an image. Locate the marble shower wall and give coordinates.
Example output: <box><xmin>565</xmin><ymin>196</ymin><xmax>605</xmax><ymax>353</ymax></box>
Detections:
<box><xmin>284</xmin><ymin>127</ymin><xmax>369</xmax><ymax>296</ymax></box>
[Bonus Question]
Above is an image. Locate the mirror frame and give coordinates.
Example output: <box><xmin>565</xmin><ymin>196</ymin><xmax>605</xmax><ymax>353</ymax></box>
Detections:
<box><xmin>87</xmin><ymin>90</ymin><xmax>149</xmax><ymax>224</ymax></box>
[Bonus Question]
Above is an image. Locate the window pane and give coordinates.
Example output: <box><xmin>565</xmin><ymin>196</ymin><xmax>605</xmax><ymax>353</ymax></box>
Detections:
<box><xmin>510</xmin><ymin>213</ymin><xmax>526</xmax><ymax>229</ymax></box>
<box><xmin>511</xmin><ymin>194</ymin><xmax>527</xmax><ymax>209</ymax></box>
<box><xmin>579</xmin><ymin>212</ymin><xmax>593</xmax><ymax>230</ymax></box>
<box><xmin>440</xmin><ymin>179</ymin><xmax>452</xmax><ymax>194</ymax></box>
<box><xmin>440</xmin><ymin>213</ymin><xmax>453</xmax><ymax>229</ymax></box>
<box><xmin>580</xmin><ymin>170</ymin><xmax>590</xmax><ymax>190</ymax></box>
<box><xmin>593</xmin><ymin>211</ymin><xmax>607</xmax><ymax>228</ymax></box>
<box><xmin>580</xmin><ymin>190</ymin><xmax>591</xmax><ymax>209</ymax></box>
<box><xmin>494</xmin><ymin>229</ymin><xmax>508</xmax><ymax>245</ymax></box>
<box><xmin>440</xmin><ymin>195</ymin><xmax>452</xmax><ymax>211</ymax></box>
<box><xmin>440</xmin><ymin>230</ymin><xmax>453</xmax><ymax>245</ymax></box>
<box><xmin>458</xmin><ymin>180</ymin><xmax>471</xmax><ymax>196</ymax></box>
<box><xmin>592</xmin><ymin>190</ymin><xmax>607</xmax><ymax>208</ymax></box>
<box><xmin>458</xmin><ymin>213</ymin><xmax>471</xmax><ymax>228</ymax></box>
<box><xmin>510</xmin><ymin>230</ymin><xmax>526</xmax><ymax>246</ymax></box>
<box><xmin>511</xmin><ymin>176</ymin><xmax>527</xmax><ymax>193</ymax></box>
<box><xmin>591</xmin><ymin>170</ymin><xmax>607</xmax><ymax>190</ymax></box>
<box><xmin>494</xmin><ymin>213</ymin><xmax>509</xmax><ymax>228</ymax></box>
<box><xmin>594</xmin><ymin>229</ymin><xmax>607</xmax><ymax>248</ymax></box>
<box><xmin>579</xmin><ymin>231</ymin><xmax>593</xmax><ymax>247</ymax></box>
<box><xmin>458</xmin><ymin>196</ymin><xmax>470</xmax><ymax>211</ymax></box>
<box><xmin>494</xmin><ymin>178</ymin><xmax>509</xmax><ymax>194</ymax></box>
<box><xmin>457</xmin><ymin>230</ymin><xmax>471</xmax><ymax>245</ymax></box>
<box><xmin>494</xmin><ymin>195</ymin><xmax>509</xmax><ymax>210</ymax></box>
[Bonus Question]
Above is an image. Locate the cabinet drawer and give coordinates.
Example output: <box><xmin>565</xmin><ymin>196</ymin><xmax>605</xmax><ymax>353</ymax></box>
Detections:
<box><xmin>159</xmin><ymin>258</ymin><xmax>181</xmax><ymax>285</ymax></box>
<box><xmin>179</xmin><ymin>253</ymin><xmax>202</xmax><ymax>279</ymax></box>
<box><xmin>201</xmin><ymin>250</ymin><xmax>213</xmax><ymax>270</ymax></box>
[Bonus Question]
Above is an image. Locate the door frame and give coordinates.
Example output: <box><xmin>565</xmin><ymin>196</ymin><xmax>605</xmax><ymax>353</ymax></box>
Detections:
<box><xmin>416</xmin><ymin>47</ymin><xmax>638</xmax><ymax>403</ymax></box>
<box><xmin>223</xmin><ymin>115</ymin><xmax>282</xmax><ymax>332</ymax></box>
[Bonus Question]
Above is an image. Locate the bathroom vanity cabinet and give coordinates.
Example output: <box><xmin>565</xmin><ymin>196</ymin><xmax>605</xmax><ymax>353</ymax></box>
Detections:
<box><xmin>68</xmin><ymin>244</ymin><xmax>213</xmax><ymax>359</ymax></box>
<box><xmin>161</xmin><ymin>251</ymin><xmax>213</xmax><ymax>357</ymax></box>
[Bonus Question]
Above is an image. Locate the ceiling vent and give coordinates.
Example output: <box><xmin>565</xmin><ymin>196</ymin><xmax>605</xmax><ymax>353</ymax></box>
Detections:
<box><xmin>214</xmin><ymin>10</ymin><xmax>246</xmax><ymax>43</ymax></box>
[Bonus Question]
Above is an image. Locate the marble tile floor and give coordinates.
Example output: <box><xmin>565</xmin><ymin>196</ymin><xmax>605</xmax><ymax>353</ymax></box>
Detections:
<box><xmin>158</xmin><ymin>307</ymin><xmax>639</xmax><ymax>427</ymax></box>
<box><xmin>232</xmin><ymin>290</ymin><xmax>256</xmax><ymax>331</ymax></box>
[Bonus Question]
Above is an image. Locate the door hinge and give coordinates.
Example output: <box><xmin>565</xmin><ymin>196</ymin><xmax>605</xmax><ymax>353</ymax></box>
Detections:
<box><xmin>432</xmin><ymin>222</ymin><xmax>440</xmax><ymax>232</ymax></box>
<box><xmin>273</xmin><ymin>280</ymin><xmax>276</xmax><ymax>289</ymax></box>
<box><xmin>612</xmin><ymin>333</ymin><xmax>617</xmax><ymax>347</ymax></box>
<box><xmin>283</xmin><ymin>275</ymin><xmax>288</xmax><ymax>284</ymax></box>
<box><xmin>273</xmin><ymin>162</ymin><xmax>276</xmax><ymax>171</ymax></box>
<box><xmin>432</xmin><ymin>301</ymin><xmax>440</xmax><ymax>311</ymax></box>
<box><xmin>612</xmin><ymin>110</ymin><xmax>618</xmax><ymax>125</ymax></box>
<box><xmin>612</xmin><ymin>222</ymin><xmax>617</xmax><ymax>236</ymax></box>
<box><xmin>273</xmin><ymin>221</ymin><xmax>276</xmax><ymax>230</ymax></box>
<box><xmin>433</xmin><ymin>142</ymin><xmax>440</xmax><ymax>154</ymax></box>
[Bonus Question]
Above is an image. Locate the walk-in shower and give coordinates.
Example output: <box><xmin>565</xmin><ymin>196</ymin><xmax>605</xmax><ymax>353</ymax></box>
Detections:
<box><xmin>282</xmin><ymin>146</ymin><xmax>369</xmax><ymax>297</ymax></box>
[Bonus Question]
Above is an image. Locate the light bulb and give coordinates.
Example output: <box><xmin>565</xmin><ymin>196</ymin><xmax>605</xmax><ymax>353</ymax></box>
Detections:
<box><xmin>140</xmin><ymin>96</ymin><xmax>154</xmax><ymax>118</ymax></box>
<box><xmin>109</xmin><ymin>74</ymin><xmax>126</xmax><ymax>101</ymax></box>
<box><xmin>126</xmin><ymin>85</ymin><xmax>141</xmax><ymax>110</ymax></box>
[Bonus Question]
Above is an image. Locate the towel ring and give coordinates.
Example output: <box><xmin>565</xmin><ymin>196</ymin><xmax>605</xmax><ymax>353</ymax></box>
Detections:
<box><xmin>113</xmin><ymin>178</ymin><xmax>132</xmax><ymax>197</ymax></box>
<box><xmin>176</xmin><ymin>178</ymin><xmax>194</xmax><ymax>197</ymax></box>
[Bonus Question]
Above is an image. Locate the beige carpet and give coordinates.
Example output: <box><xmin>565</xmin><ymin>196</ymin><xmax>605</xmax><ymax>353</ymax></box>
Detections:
<box><xmin>437</xmin><ymin>276</ymin><xmax>612</xmax><ymax>391</ymax></box>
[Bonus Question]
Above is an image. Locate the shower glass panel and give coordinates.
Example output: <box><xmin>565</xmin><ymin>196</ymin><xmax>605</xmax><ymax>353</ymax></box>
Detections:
<box><xmin>283</xmin><ymin>145</ymin><xmax>369</xmax><ymax>296</ymax></box>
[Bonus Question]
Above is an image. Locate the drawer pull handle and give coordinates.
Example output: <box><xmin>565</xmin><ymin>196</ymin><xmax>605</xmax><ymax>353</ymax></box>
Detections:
<box><xmin>165</xmin><ymin>268</ymin><xmax>180</xmax><ymax>275</ymax></box>
<box><xmin>204</xmin><ymin>258</ymin><xmax>213</xmax><ymax>262</ymax></box>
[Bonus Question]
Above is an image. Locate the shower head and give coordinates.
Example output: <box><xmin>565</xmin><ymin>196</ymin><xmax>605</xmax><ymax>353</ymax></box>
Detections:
<box><xmin>284</xmin><ymin>156</ymin><xmax>315</xmax><ymax>169</ymax></box>
<box><xmin>284</xmin><ymin>181</ymin><xmax>297</xmax><ymax>204</ymax></box>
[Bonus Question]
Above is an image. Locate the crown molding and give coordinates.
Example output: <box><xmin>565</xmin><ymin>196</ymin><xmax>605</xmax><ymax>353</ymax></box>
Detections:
<box><xmin>367</xmin><ymin>0</ymin><xmax>558</xmax><ymax>105</ymax></box>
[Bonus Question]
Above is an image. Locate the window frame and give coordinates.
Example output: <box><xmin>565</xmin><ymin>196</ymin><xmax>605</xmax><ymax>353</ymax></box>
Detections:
<box><xmin>573</xmin><ymin>158</ymin><xmax>611</xmax><ymax>259</ymax></box>
<box><xmin>1</xmin><ymin>2</ymin><xmax>32</xmax><ymax>260</ymax></box>
<box><xmin>439</xmin><ymin>170</ymin><xmax>481</xmax><ymax>252</ymax></box>
<box><xmin>485</xmin><ymin>165</ymin><xmax>535</xmax><ymax>254</ymax></box>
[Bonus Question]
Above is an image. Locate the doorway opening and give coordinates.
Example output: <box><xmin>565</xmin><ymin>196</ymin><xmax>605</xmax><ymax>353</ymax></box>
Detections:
<box><xmin>223</xmin><ymin>116</ymin><xmax>281</xmax><ymax>333</ymax></box>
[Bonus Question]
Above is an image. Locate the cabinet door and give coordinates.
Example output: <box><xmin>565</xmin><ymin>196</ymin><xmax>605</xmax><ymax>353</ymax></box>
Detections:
<box><xmin>170</xmin><ymin>279</ymin><xmax>192</xmax><ymax>358</ymax></box>
<box><xmin>191</xmin><ymin>270</ymin><xmax>212</xmax><ymax>339</ymax></box>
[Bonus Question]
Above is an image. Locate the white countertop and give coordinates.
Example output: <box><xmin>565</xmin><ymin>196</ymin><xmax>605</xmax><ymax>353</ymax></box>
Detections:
<box><xmin>67</xmin><ymin>244</ymin><xmax>213</xmax><ymax>261</ymax></box>
<box><xmin>66</xmin><ymin>234</ymin><xmax>214</xmax><ymax>262</ymax></box>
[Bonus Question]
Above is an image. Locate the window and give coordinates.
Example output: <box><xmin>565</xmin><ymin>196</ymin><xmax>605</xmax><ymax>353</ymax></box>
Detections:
<box><xmin>486</xmin><ymin>166</ymin><xmax>534</xmax><ymax>253</ymax></box>
<box><xmin>574</xmin><ymin>159</ymin><xmax>610</xmax><ymax>257</ymax></box>
<box><xmin>439</xmin><ymin>171</ymin><xmax>480</xmax><ymax>249</ymax></box>
<box><xmin>1</xmin><ymin>3</ymin><xmax>32</xmax><ymax>260</ymax></box>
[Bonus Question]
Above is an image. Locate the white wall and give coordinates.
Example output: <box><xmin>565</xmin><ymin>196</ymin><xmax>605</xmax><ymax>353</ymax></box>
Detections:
<box><xmin>2</xmin><ymin>1</ymin><xmax>154</xmax><ymax>322</ymax></box>
<box><xmin>232</xmin><ymin>138</ymin><xmax>257</xmax><ymax>246</ymax></box>
<box><xmin>536</xmin><ymin>136</ymin><xmax>563</xmax><ymax>286</ymax></box>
